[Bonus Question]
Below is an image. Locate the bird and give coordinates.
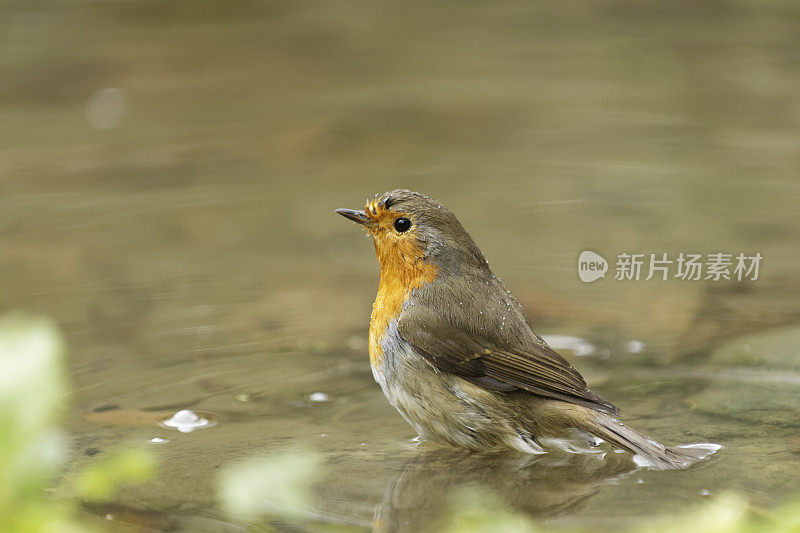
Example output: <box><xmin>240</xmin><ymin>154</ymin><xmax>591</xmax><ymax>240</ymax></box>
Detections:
<box><xmin>335</xmin><ymin>189</ymin><xmax>719</xmax><ymax>469</ymax></box>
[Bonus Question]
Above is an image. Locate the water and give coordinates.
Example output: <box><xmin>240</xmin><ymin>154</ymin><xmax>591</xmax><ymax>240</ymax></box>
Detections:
<box><xmin>2</xmin><ymin>0</ymin><xmax>800</xmax><ymax>530</ymax></box>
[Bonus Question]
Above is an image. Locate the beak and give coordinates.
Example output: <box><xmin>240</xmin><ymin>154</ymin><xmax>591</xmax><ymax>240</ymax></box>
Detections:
<box><xmin>335</xmin><ymin>208</ymin><xmax>370</xmax><ymax>225</ymax></box>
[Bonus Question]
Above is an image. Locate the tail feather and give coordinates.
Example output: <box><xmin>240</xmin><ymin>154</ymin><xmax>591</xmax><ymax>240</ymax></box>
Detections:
<box><xmin>586</xmin><ymin>412</ymin><xmax>721</xmax><ymax>470</ymax></box>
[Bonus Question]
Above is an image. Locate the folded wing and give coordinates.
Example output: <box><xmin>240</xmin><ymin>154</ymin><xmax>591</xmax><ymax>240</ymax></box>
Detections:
<box><xmin>398</xmin><ymin>279</ymin><xmax>618</xmax><ymax>414</ymax></box>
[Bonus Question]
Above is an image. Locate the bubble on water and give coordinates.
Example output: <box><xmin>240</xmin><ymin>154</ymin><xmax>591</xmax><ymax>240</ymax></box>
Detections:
<box><xmin>85</xmin><ymin>88</ymin><xmax>128</xmax><ymax>130</ymax></box>
<box><xmin>309</xmin><ymin>392</ymin><xmax>330</xmax><ymax>402</ymax></box>
<box><xmin>347</xmin><ymin>336</ymin><xmax>366</xmax><ymax>350</ymax></box>
<box><xmin>161</xmin><ymin>409</ymin><xmax>216</xmax><ymax>433</ymax></box>
<box><xmin>700</xmin><ymin>489</ymin><xmax>712</xmax><ymax>497</ymax></box>
<box><xmin>626</xmin><ymin>340</ymin><xmax>646</xmax><ymax>354</ymax></box>
<box><xmin>149</xmin><ymin>437</ymin><xmax>169</xmax><ymax>444</ymax></box>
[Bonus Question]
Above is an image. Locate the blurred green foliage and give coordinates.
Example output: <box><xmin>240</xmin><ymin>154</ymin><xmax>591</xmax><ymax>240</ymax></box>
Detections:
<box><xmin>0</xmin><ymin>314</ymin><xmax>74</xmax><ymax>532</ymax></box>
<box><xmin>0</xmin><ymin>313</ymin><xmax>155</xmax><ymax>532</ymax></box>
<box><xmin>441</xmin><ymin>486</ymin><xmax>800</xmax><ymax>533</ymax></box>
<box><xmin>76</xmin><ymin>448</ymin><xmax>156</xmax><ymax>503</ymax></box>
<box><xmin>442</xmin><ymin>486</ymin><xmax>540</xmax><ymax>533</ymax></box>
<box><xmin>217</xmin><ymin>450</ymin><xmax>320</xmax><ymax>522</ymax></box>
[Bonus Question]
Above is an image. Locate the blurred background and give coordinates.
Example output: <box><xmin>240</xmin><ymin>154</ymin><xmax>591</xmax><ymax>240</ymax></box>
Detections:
<box><xmin>1</xmin><ymin>0</ymin><xmax>800</xmax><ymax>531</ymax></box>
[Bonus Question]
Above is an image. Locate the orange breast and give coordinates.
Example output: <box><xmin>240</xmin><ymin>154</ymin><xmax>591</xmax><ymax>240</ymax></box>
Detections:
<box><xmin>368</xmin><ymin>237</ymin><xmax>437</xmax><ymax>372</ymax></box>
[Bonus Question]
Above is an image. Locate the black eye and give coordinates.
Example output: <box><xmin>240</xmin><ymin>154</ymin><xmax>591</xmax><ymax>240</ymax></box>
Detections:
<box><xmin>393</xmin><ymin>217</ymin><xmax>412</xmax><ymax>233</ymax></box>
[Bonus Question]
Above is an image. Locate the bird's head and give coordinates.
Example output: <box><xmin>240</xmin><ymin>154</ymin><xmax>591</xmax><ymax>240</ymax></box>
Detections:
<box><xmin>336</xmin><ymin>189</ymin><xmax>488</xmax><ymax>282</ymax></box>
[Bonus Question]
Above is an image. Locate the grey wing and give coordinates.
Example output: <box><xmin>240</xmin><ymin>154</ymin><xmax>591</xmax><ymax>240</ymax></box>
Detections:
<box><xmin>398</xmin><ymin>279</ymin><xmax>618</xmax><ymax>414</ymax></box>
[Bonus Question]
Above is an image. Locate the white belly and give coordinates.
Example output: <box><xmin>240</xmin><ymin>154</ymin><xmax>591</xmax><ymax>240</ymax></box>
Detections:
<box><xmin>373</xmin><ymin>319</ymin><xmax>545</xmax><ymax>453</ymax></box>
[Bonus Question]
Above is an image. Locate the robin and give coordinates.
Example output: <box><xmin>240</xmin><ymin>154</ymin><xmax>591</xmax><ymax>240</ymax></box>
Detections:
<box><xmin>336</xmin><ymin>189</ymin><xmax>719</xmax><ymax>469</ymax></box>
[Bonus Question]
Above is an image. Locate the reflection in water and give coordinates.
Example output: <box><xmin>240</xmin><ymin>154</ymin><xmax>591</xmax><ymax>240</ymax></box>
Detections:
<box><xmin>541</xmin><ymin>334</ymin><xmax>596</xmax><ymax>357</ymax></box>
<box><xmin>373</xmin><ymin>447</ymin><xmax>637</xmax><ymax>532</ymax></box>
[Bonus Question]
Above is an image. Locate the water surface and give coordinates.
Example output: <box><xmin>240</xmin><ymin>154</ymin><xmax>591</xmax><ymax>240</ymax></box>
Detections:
<box><xmin>2</xmin><ymin>1</ymin><xmax>800</xmax><ymax>530</ymax></box>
